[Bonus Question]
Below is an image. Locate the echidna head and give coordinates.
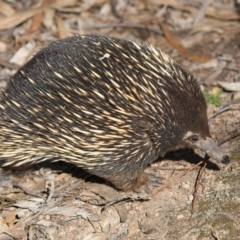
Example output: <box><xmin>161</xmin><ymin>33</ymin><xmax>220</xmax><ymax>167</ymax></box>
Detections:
<box><xmin>163</xmin><ymin>63</ymin><xmax>230</xmax><ymax>165</ymax></box>
<box><xmin>180</xmin><ymin>131</ymin><xmax>229</xmax><ymax>164</ymax></box>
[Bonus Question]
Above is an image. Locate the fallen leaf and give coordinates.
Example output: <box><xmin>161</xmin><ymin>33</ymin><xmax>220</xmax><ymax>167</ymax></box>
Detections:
<box><xmin>56</xmin><ymin>16</ymin><xmax>69</xmax><ymax>39</ymax></box>
<box><xmin>218</xmin><ymin>81</ymin><xmax>240</xmax><ymax>91</ymax></box>
<box><xmin>9</xmin><ymin>41</ymin><xmax>36</xmax><ymax>65</ymax></box>
<box><xmin>0</xmin><ymin>1</ymin><xmax>15</xmax><ymax>17</ymax></box>
<box><xmin>4</xmin><ymin>211</ymin><xmax>16</xmax><ymax>228</ymax></box>
<box><xmin>0</xmin><ymin>0</ymin><xmax>76</xmax><ymax>30</ymax></box>
<box><xmin>160</xmin><ymin>22</ymin><xmax>213</xmax><ymax>63</ymax></box>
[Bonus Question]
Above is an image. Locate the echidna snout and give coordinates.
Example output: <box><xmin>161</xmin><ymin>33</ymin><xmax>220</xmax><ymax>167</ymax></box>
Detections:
<box><xmin>199</xmin><ymin>137</ymin><xmax>229</xmax><ymax>164</ymax></box>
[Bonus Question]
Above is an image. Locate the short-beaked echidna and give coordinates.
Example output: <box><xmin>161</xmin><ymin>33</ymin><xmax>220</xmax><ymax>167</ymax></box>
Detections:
<box><xmin>0</xmin><ymin>35</ymin><xmax>229</xmax><ymax>191</ymax></box>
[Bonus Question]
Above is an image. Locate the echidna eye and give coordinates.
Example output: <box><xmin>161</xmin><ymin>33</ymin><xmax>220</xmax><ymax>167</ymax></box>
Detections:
<box><xmin>189</xmin><ymin>135</ymin><xmax>199</xmax><ymax>143</ymax></box>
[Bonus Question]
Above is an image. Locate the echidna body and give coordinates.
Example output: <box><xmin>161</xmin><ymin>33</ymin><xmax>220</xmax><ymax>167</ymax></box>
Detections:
<box><xmin>0</xmin><ymin>35</ymin><xmax>229</xmax><ymax>191</ymax></box>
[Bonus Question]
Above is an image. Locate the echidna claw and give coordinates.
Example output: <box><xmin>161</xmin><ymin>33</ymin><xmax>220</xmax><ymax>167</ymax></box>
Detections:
<box><xmin>135</xmin><ymin>174</ymin><xmax>165</xmax><ymax>194</ymax></box>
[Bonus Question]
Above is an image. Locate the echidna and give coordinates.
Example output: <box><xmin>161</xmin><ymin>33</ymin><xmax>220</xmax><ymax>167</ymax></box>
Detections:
<box><xmin>0</xmin><ymin>34</ymin><xmax>229</xmax><ymax>191</ymax></box>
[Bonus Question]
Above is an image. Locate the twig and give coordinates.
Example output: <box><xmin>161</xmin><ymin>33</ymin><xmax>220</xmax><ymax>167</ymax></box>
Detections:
<box><xmin>12</xmin><ymin>181</ymin><xmax>45</xmax><ymax>199</ymax></box>
<box><xmin>153</xmin><ymin>161</ymin><xmax>203</xmax><ymax>197</ymax></box>
<box><xmin>209</xmin><ymin>104</ymin><xmax>240</xmax><ymax>119</ymax></box>
<box><xmin>0</xmin><ymin>59</ymin><xmax>19</xmax><ymax>69</ymax></box>
<box><xmin>218</xmin><ymin>131</ymin><xmax>240</xmax><ymax>146</ymax></box>
<box><xmin>52</xmin><ymin>179</ymin><xmax>84</xmax><ymax>198</ymax></box>
<box><xmin>46</xmin><ymin>178</ymin><xmax>55</xmax><ymax>203</ymax></box>
<box><xmin>190</xmin><ymin>162</ymin><xmax>207</xmax><ymax>217</ymax></box>
<box><xmin>211</xmin><ymin>228</ymin><xmax>221</xmax><ymax>240</ymax></box>
<box><xmin>87</xmin><ymin>217</ymin><xmax>98</xmax><ymax>233</ymax></box>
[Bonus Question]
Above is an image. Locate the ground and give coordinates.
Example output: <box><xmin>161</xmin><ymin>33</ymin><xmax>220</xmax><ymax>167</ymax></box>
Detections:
<box><xmin>0</xmin><ymin>0</ymin><xmax>240</xmax><ymax>239</ymax></box>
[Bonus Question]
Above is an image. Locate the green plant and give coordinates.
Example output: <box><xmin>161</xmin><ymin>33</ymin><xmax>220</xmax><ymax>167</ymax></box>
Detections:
<box><xmin>204</xmin><ymin>88</ymin><xmax>222</xmax><ymax>106</ymax></box>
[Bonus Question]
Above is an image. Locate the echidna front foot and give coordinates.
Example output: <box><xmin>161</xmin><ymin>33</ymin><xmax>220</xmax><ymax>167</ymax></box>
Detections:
<box><xmin>134</xmin><ymin>173</ymin><xmax>164</xmax><ymax>194</ymax></box>
<box><xmin>116</xmin><ymin>172</ymin><xmax>164</xmax><ymax>193</ymax></box>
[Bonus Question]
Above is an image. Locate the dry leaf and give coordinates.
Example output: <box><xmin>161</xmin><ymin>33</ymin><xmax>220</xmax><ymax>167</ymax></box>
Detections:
<box><xmin>36</xmin><ymin>220</ymin><xmax>61</xmax><ymax>227</ymax></box>
<box><xmin>206</xmin><ymin>6</ymin><xmax>240</xmax><ymax>20</ymax></box>
<box><xmin>4</xmin><ymin>211</ymin><xmax>16</xmax><ymax>228</ymax></box>
<box><xmin>13</xmin><ymin>198</ymin><xmax>44</xmax><ymax>211</ymax></box>
<box><xmin>29</xmin><ymin>0</ymin><xmax>47</xmax><ymax>33</ymax></box>
<box><xmin>160</xmin><ymin>22</ymin><xmax>213</xmax><ymax>63</ymax></box>
<box><xmin>29</xmin><ymin>12</ymin><xmax>43</xmax><ymax>32</ymax></box>
<box><xmin>42</xmin><ymin>8</ymin><xmax>55</xmax><ymax>30</ymax></box>
<box><xmin>10</xmin><ymin>41</ymin><xmax>36</xmax><ymax>65</ymax></box>
<box><xmin>0</xmin><ymin>6</ymin><xmax>46</xmax><ymax>30</ymax></box>
<box><xmin>56</xmin><ymin>16</ymin><xmax>69</xmax><ymax>38</ymax></box>
<box><xmin>45</xmin><ymin>206</ymin><xmax>99</xmax><ymax>221</ymax></box>
<box><xmin>218</xmin><ymin>81</ymin><xmax>240</xmax><ymax>91</ymax></box>
<box><xmin>0</xmin><ymin>0</ymin><xmax>76</xmax><ymax>30</ymax></box>
<box><xmin>0</xmin><ymin>1</ymin><xmax>15</xmax><ymax>17</ymax></box>
<box><xmin>149</xmin><ymin>0</ymin><xmax>240</xmax><ymax>20</ymax></box>
<box><xmin>0</xmin><ymin>41</ymin><xmax>7</xmax><ymax>52</ymax></box>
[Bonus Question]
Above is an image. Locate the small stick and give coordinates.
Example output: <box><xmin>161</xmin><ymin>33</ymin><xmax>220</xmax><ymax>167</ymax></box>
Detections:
<box><xmin>0</xmin><ymin>59</ymin><xmax>19</xmax><ymax>69</ymax></box>
<box><xmin>190</xmin><ymin>161</ymin><xmax>207</xmax><ymax>217</ymax></box>
<box><xmin>153</xmin><ymin>161</ymin><xmax>203</xmax><ymax>197</ymax></box>
<box><xmin>12</xmin><ymin>181</ymin><xmax>44</xmax><ymax>199</ymax></box>
<box><xmin>218</xmin><ymin>131</ymin><xmax>240</xmax><ymax>146</ymax></box>
<box><xmin>209</xmin><ymin>104</ymin><xmax>240</xmax><ymax>119</ymax></box>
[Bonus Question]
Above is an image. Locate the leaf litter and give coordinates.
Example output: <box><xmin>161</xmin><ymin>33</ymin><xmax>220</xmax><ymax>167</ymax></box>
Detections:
<box><xmin>0</xmin><ymin>0</ymin><xmax>240</xmax><ymax>239</ymax></box>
